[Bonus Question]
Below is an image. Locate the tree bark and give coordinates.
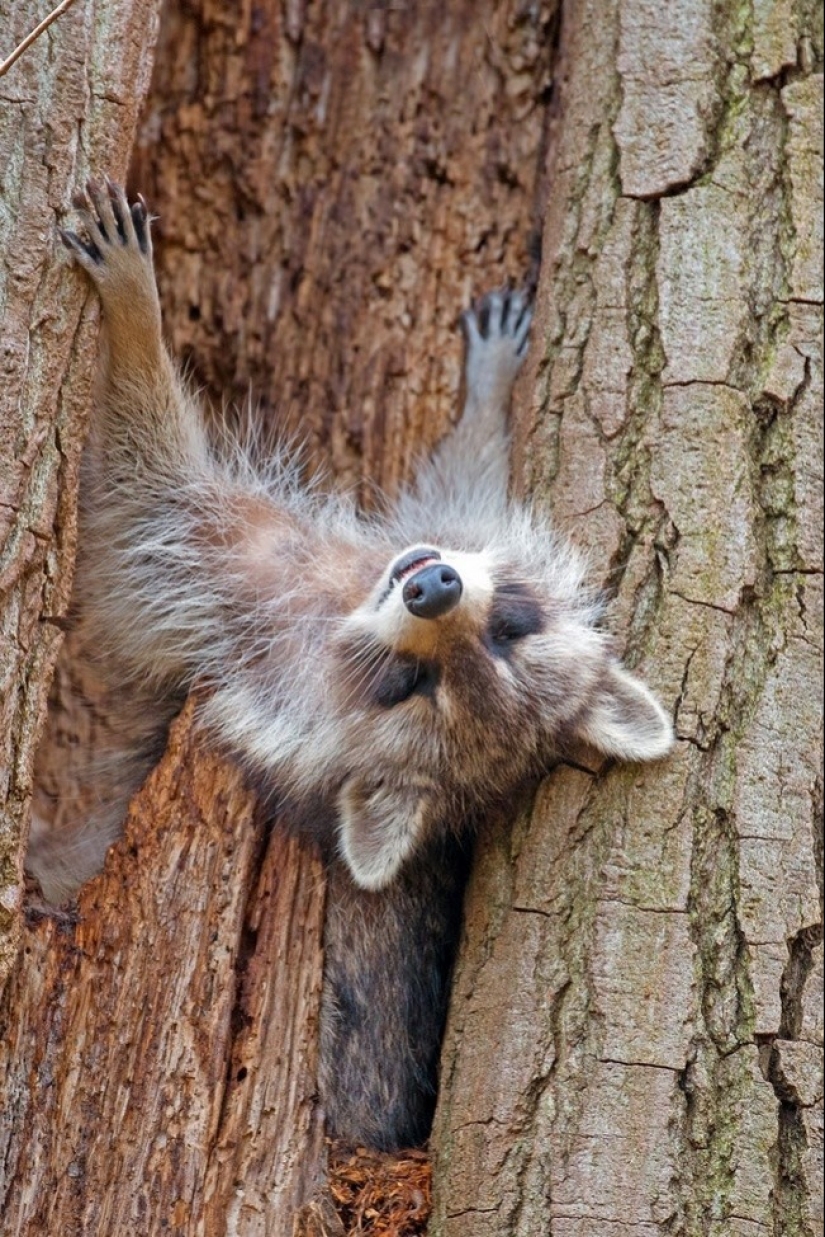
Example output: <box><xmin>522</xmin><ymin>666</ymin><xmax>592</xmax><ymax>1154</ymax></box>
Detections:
<box><xmin>430</xmin><ymin>2</ymin><xmax>823</xmax><ymax>1236</ymax></box>
<box><xmin>1</xmin><ymin>698</ymin><xmax>328</xmax><ymax>1233</ymax></box>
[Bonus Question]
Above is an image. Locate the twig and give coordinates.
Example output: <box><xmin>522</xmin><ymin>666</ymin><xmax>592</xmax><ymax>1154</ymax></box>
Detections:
<box><xmin>0</xmin><ymin>0</ymin><xmax>79</xmax><ymax>79</ymax></box>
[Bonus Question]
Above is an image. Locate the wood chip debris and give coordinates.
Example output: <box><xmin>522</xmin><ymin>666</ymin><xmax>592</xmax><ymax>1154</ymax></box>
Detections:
<box><xmin>326</xmin><ymin>1142</ymin><xmax>432</xmax><ymax>1236</ymax></box>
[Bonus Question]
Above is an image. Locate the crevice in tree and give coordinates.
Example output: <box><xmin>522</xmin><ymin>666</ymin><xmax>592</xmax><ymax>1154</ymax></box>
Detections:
<box><xmin>779</xmin><ymin>923</ymin><xmax>823</xmax><ymax>1041</ymax></box>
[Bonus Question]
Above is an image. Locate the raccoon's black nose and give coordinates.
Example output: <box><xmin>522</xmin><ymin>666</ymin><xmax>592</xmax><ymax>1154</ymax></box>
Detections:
<box><xmin>402</xmin><ymin>564</ymin><xmax>462</xmax><ymax>619</ymax></box>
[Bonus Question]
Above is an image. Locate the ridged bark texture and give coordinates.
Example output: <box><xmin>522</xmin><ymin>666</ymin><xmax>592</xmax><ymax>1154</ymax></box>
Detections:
<box><xmin>430</xmin><ymin>1</ymin><xmax>823</xmax><ymax>1235</ymax></box>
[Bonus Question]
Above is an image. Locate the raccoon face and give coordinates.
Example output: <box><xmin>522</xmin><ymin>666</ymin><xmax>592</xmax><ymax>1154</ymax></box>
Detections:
<box><xmin>333</xmin><ymin>542</ymin><xmax>673</xmax><ymax>890</ymax></box>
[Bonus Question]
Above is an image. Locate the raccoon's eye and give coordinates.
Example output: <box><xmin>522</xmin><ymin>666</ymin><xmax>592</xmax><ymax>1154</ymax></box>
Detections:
<box><xmin>489</xmin><ymin>618</ymin><xmax>530</xmax><ymax>645</ymax></box>
<box><xmin>486</xmin><ymin>589</ymin><xmax>545</xmax><ymax>653</ymax></box>
<box><xmin>373</xmin><ymin>657</ymin><xmax>439</xmax><ymax>708</ymax></box>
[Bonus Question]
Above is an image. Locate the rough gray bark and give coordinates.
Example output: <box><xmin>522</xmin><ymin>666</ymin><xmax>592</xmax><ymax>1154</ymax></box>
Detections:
<box><xmin>430</xmin><ymin>1</ymin><xmax>823</xmax><ymax>1234</ymax></box>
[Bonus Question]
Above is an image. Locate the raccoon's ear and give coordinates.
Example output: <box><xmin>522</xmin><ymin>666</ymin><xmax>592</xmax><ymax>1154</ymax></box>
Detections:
<box><xmin>576</xmin><ymin>662</ymin><xmax>673</xmax><ymax>762</ymax></box>
<box><xmin>336</xmin><ymin>778</ymin><xmax>432</xmax><ymax>890</ymax></box>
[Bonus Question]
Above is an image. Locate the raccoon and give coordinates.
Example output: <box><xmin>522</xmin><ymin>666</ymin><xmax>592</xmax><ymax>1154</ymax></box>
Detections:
<box><xmin>29</xmin><ymin>179</ymin><xmax>673</xmax><ymax>1150</ymax></box>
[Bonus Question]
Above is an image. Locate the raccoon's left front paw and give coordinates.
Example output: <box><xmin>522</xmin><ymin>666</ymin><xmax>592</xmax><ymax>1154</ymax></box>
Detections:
<box><xmin>461</xmin><ymin>288</ymin><xmax>533</xmax><ymax>408</ymax></box>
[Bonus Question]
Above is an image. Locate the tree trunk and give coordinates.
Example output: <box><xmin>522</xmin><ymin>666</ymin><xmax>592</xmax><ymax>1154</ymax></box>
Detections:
<box><xmin>430</xmin><ymin>2</ymin><xmax>823</xmax><ymax>1236</ymax></box>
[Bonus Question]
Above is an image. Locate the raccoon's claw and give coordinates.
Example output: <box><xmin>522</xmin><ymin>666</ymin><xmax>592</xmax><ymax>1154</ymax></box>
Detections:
<box><xmin>505</xmin><ymin>290</ymin><xmax>533</xmax><ymax>356</ymax></box>
<box><xmin>59</xmin><ymin>227</ymin><xmax>104</xmax><ymax>267</ymax></box>
<box><xmin>130</xmin><ymin>194</ymin><xmax>151</xmax><ymax>254</ymax></box>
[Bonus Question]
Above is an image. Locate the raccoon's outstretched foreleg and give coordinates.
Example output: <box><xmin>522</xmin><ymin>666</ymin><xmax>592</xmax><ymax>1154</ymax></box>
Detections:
<box><xmin>400</xmin><ymin>288</ymin><xmax>532</xmax><ymax>525</ymax></box>
<box><xmin>60</xmin><ymin>179</ymin><xmax>209</xmax><ymax>477</ymax></box>
<box><xmin>58</xmin><ymin>182</ymin><xmax>292</xmax><ymax>690</ymax></box>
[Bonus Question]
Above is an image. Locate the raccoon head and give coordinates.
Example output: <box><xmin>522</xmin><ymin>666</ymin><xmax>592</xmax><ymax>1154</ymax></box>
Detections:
<box><xmin>332</xmin><ymin>529</ymin><xmax>673</xmax><ymax>890</ymax></box>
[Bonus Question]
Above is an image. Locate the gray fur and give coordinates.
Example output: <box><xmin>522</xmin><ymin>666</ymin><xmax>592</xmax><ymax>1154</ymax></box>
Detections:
<box><xmin>29</xmin><ymin>181</ymin><xmax>673</xmax><ymax>1148</ymax></box>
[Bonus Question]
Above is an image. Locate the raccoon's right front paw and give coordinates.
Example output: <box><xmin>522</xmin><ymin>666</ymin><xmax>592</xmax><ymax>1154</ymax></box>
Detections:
<box><xmin>59</xmin><ymin>178</ymin><xmax>155</xmax><ymax>299</ymax></box>
<box><xmin>461</xmin><ymin>288</ymin><xmax>533</xmax><ymax>409</ymax></box>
